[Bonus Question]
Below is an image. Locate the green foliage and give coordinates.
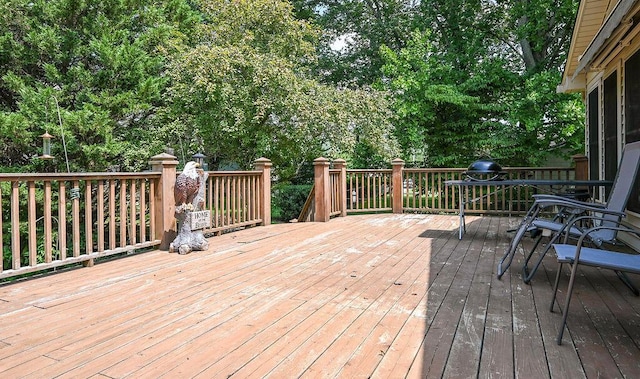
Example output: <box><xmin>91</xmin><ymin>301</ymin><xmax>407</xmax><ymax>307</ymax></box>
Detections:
<box><xmin>350</xmin><ymin>139</ymin><xmax>392</xmax><ymax>169</ymax></box>
<box><xmin>506</xmin><ymin>0</ymin><xmax>577</xmax><ymax>71</ymax></box>
<box><xmin>0</xmin><ymin>0</ymin><xmax>585</xmax><ymax>176</ymax></box>
<box><xmin>292</xmin><ymin>0</ymin><xmax>584</xmax><ymax>167</ymax></box>
<box><xmin>165</xmin><ymin>0</ymin><xmax>399</xmax><ymax>181</ymax></box>
<box><xmin>292</xmin><ymin>0</ymin><xmax>420</xmax><ymax>86</ymax></box>
<box><xmin>0</xmin><ymin>0</ymin><xmax>201</xmax><ymax>172</ymax></box>
<box><xmin>379</xmin><ymin>31</ymin><xmax>513</xmax><ymax>166</ymax></box>
<box><xmin>503</xmin><ymin>70</ymin><xmax>584</xmax><ymax>165</ymax></box>
<box><xmin>416</xmin><ymin>0</ymin><xmax>584</xmax><ymax>165</ymax></box>
<box><xmin>272</xmin><ymin>183</ymin><xmax>313</xmax><ymax>222</ymax></box>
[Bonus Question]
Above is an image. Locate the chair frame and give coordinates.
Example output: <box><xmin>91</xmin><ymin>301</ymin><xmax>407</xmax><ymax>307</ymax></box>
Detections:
<box><xmin>550</xmin><ymin>223</ymin><xmax>640</xmax><ymax>345</ymax></box>
<box><xmin>497</xmin><ymin>141</ymin><xmax>640</xmax><ymax>282</ymax></box>
<box><xmin>520</xmin><ymin>197</ymin><xmax>626</xmax><ymax>283</ymax></box>
<box><xmin>497</xmin><ymin>196</ymin><xmax>625</xmax><ymax>280</ymax></box>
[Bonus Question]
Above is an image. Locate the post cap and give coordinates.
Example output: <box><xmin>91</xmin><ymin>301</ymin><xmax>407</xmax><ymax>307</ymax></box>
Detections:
<box><xmin>313</xmin><ymin>157</ymin><xmax>330</xmax><ymax>165</ymax></box>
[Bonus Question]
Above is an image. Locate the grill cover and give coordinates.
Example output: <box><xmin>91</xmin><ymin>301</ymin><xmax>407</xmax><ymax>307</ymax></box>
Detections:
<box><xmin>464</xmin><ymin>159</ymin><xmax>506</xmax><ymax>181</ymax></box>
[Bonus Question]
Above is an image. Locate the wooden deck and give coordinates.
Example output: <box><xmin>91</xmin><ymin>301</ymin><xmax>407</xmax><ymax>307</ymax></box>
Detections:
<box><xmin>1</xmin><ymin>214</ymin><xmax>640</xmax><ymax>378</ymax></box>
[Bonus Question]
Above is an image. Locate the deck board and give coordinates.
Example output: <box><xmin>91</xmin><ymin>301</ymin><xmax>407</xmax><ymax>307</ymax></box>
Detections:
<box><xmin>477</xmin><ymin>214</ymin><xmax>515</xmax><ymax>378</ymax></box>
<box><xmin>1</xmin><ymin>214</ymin><xmax>640</xmax><ymax>378</ymax></box>
<box><xmin>443</xmin><ymin>215</ymin><xmax>494</xmax><ymax>378</ymax></box>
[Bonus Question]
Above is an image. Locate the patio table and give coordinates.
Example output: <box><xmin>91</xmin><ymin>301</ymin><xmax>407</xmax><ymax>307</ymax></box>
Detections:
<box><xmin>444</xmin><ymin>179</ymin><xmax>612</xmax><ymax>239</ymax></box>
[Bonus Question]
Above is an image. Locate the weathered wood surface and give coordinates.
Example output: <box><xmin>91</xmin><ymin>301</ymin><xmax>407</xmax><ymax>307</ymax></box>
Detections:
<box><xmin>1</xmin><ymin>214</ymin><xmax>639</xmax><ymax>378</ymax></box>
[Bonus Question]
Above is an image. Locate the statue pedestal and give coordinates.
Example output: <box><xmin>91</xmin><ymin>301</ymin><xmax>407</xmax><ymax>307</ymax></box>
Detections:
<box><xmin>169</xmin><ymin>210</ymin><xmax>210</xmax><ymax>254</ymax></box>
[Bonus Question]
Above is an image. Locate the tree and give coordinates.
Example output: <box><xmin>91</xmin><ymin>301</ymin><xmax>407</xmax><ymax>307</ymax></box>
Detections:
<box><xmin>380</xmin><ymin>30</ymin><xmax>516</xmax><ymax>167</ymax></box>
<box><xmin>503</xmin><ymin>0</ymin><xmax>585</xmax><ymax>162</ymax></box>
<box><xmin>291</xmin><ymin>0</ymin><xmax>583</xmax><ymax>166</ymax></box>
<box><xmin>292</xmin><ymin>0</ymin><xmax>420</xmax><ymax>86</ymax></box>
<box><xmin>165</xmin><ymin>0</ymin><xmax>399</xmax><ymax>180</ymax></box>
<box><xmin>375</xmin><ymin>0</ymin><xmax>583</xmax><ymax>167</ymax></box>
<box><xmin>416</xmin><ymin>0</ymin><xmax>584</xmax><ymax>165</ymax></box>
<box><xmin>0</xmin><ymin>0</ymin><xmax>200</xmax><ymax>172</ymax></box>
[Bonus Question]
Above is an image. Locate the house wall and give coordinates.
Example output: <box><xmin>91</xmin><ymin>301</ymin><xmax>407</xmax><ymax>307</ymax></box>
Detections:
<box><xmin>583</xmin><ymin>22</ymin><xmax>640</xmax><ymax>249</ymax></box>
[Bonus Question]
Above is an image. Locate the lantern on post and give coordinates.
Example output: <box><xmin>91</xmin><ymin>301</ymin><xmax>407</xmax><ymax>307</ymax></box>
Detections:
<box><xmin>41</xmin><ymin>132</ymin><xmax>54</xmax><ymax>160</ymax></box>
<box><xmin>39</xmin><ymin>94</ymin><xmax>71</xmax><ymax>173</ymax></box>
<box><xmin>192</xmin><ymin>153</ymin><xmax>207</xmax><ymax>171</ymax></box>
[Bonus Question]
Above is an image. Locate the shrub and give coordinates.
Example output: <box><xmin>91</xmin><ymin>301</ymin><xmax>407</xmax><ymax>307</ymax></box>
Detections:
<box><xmin>272</xmin><ymin>184</ymin><xmax>313</xmax><ymax>222</ymax></box>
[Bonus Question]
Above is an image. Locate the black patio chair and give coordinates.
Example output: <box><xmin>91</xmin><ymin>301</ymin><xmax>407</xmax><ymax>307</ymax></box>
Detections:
<box><xmin>496</xmin><ymin>141</ymin><xmax>640</xmax><ymax>283</ymax></box>
<box><xmin>550</xmin><ymin>223</ymin><xmax>640</xmax><ymax>344</ymax></box>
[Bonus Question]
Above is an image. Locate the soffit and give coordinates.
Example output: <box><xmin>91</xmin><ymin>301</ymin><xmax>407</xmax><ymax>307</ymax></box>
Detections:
<box><xmin>560</xmin><ymin>0</ymin><xmax>632</xmax><ymax>92</ymax></box>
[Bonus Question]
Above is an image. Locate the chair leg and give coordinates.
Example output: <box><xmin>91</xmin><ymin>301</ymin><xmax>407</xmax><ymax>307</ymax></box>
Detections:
<box><xmin>615</xmin><ymin>271</ymin><xmax>640</xmax><ymax>296</ymax></box>
<box><xmin>498</xmin><ymin>207</ymin><xmax>541</xmax><ymax>279</ymax></box>
<box><xmin>523</xmin><ymin>229</ymin><xmax>565</xmax><ymax>284</ymax></box>
<box><xmin>550</xmin><ymin>262</ymin><xmax>563</xmax><ymax>313</ymax></box>
<box><xmin>522</xmin><ymin>234</ymin><xmax>543</xmax><ymax>271</ymax></box>
<box><xmin>522</xmin><ymin>235</ymin><xmax>544</xmax><ymax>284</ymax></box>
<box><xmin>498</xmin><ymin>222</ymin><xmax>529</xmax><ymax>279</ymax></box>
<box><xmin>557</xmin><ymin>262</ymin><xmax>580</xmax><ymax>345</ymax></box>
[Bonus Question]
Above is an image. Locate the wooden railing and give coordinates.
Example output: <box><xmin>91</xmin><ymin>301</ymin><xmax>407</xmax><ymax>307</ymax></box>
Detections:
<box><xmin>0</xmin><ymin>172</ymin><xmax>161</xmax><ymax>279</ymax></box>
<box><xmin>0</xmin><ymin>155</ymin><xmax>272</xmax><ymax>280</ymax></box>
<box><xmin>204</xmin><ymin>170</ymin><xmax>266</xmax><ymax>234</ymax></box>
<box><xmin>345</xmin><ymin>169</ymin><xmax>393</xmax><ymax>213</ymax></box>
<box><xmin>401</xmin><ymin>167</ymin><xmax>576</xmax><ymax>214</ymax></box>
<box><xmin>304</xmin><ymin>157</ymin><xmax>584</xmax><ymax>221</ymax></box>
<box><xmin>329</xmin><ymin>169</ymin><xmax>344</xmax><ymax>217</ymax></box>
<box><xmin>0</xmin><ymin>152</ymin><xmax>581</xmax><ymax>277</ymax></box>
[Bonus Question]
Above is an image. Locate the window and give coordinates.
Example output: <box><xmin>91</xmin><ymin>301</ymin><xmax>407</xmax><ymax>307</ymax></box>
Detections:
<box><xmin>624</xmin><ymin>50</ymin><xmax>640</xmax><ymax>213</ymax></box>
<box><xmin>588</xmin><ymin>88</ymin><xmax>599</xmax><ymax>182</ymax></box>
<box><xmin>603</xmin><ymin>72</ymin><xmax>618</xmax><ymax>198</ymax></box>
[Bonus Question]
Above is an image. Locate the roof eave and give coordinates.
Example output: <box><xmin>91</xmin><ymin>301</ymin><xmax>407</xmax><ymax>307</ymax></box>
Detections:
<box><xmin>557</xmin><ymin>73</ymin><xmax>587</xmax><ymax>94</ymax></box>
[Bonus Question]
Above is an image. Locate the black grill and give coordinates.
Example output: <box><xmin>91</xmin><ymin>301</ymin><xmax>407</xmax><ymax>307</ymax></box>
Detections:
<box><xmin>463</xmin><ymin>159</ymin><xmax>506</xmax><ymax>181</ymax></box>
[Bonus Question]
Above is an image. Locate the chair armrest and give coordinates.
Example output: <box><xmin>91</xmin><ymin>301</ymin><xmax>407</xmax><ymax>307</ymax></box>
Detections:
<box><xmin>571</xmin><ymin>224</ymin><xmax>640</xmax><ymax>261</ymax></box>
<box><xmin>543</xmin><ymin>208</ymin><xmax>627</xmax><ymax>246</ymax></box>
<box><xmin>569</xmin><ymin>213</ymin><xmax>627</xmax><ymax>226</ymax></box>
<box><xmin>532</xmin><ymin>193</ymin><xmax>604</xmax><ymax>207</ymax></box>
<box><xmin>531</xmin><ymin>194</ymin><xmax>615</xmax><ymax>215</ymax></box>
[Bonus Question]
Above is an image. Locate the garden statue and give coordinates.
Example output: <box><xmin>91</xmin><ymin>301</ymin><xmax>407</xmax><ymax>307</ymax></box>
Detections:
<box><xmin>170</xmin><ymin>161</ymin><xmax>210</xmax><ymax>254</ymax></box>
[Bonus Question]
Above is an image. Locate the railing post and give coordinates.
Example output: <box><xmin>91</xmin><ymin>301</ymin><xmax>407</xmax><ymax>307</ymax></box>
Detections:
<box><xmin>392</xmin><ymin>158</ymin><xmax>405</xmax><ymax>214</ymax></box>
<box><xmin>333</xmin><ymin>159</ymin><xmax>347</xmax><ymax>217</ymax></box>
<box><xmin>314</xmin><ymin>157</ymin><xmax>331</xmax><ymax>222</ymax></box>
<box><xmin>572</xmin><ymin>154</ymin><xmax>588</xmax><ymax>180</ymax></box>
<box><xmin>572</xmin><ymin>154</ymin><xmax>590</xmax><ymax>198</ymax></box>
<box><xmin>149</xmin><ymin>153</ymin><xmax>179</xmax><ymax>250</ymax></box>
<box><xmin>255</xmin><ymin>157</ymin><xmax>272</xmax><ymax>226</ymax></box>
